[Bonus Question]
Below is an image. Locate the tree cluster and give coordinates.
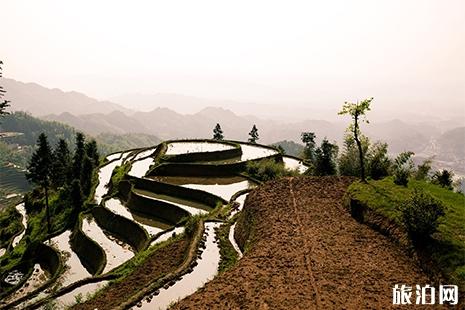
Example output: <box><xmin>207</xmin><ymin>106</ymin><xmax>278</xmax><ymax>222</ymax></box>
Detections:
<box><xmin>26</xmin><ymin>132</ymin><xmax>100</xmax><ymax>233</ymax></box>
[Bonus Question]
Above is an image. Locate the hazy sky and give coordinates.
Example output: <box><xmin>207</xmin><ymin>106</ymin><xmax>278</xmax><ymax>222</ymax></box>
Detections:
<box><xmin>2</xmin><ymin>0</ymin><xmax>465</xmax><ymax>116</ymax></box>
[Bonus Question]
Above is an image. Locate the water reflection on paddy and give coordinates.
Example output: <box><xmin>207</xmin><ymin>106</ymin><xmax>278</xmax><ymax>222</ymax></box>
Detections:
<box><xmin>133</xmin><ymin>189</ymin><xmax>211</xmax><ymax>215</ymax></box>
<box><xmin>50</xmin><ymin>230</ymin><xmax>91</xmax><ymax>287</ymax></box>
<box><xmin>81</xmin><ymin>217</ymin><xmax>134</xmax><ymax>273</ymax></box>
<box><xmin>128</xmin><ymin>157</ymin><xmax>154</xmax><ymax>178</ymax></box>
<box><xmin>151</xmin><ymin>176</ymin><xmax>254</xmax><ymax>201</ymax></box>
<box><xmin>12</xmin><ymin>203</ymin><xmax>27</xmax><ymax>247</ymax></box>
<box><xmin>105</xmin><ymin>198</ymin><xmax>169</xmax><ymax>236</ymax></box>
<box><xmin>55</xmin><ymin>280</ymin><xmax>109</xmax><ymax>308</ymax></box>
<box><xmin>3</xmin><ymin>264</ymin><xmax>48</xmax><ymax>304</ymax></box>
<box><xmin>165</xmin><ymin>142</ymin><xmax>234</xmax><ymax>155</ymax></box>
<box><xmin>137</xmin><ymin>222</ymin><xmax>221</xmax><ymax>310</ymax></box>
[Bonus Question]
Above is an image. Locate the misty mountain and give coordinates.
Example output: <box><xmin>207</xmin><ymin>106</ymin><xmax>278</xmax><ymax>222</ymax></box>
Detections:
<box><xmin>43</xmin><ymin>111</ymin><xmax>148</xmax><ymax>135</ymax></box>
<box><xmin>4</xmin><ymin>78</ymin><xmax>132</xmax><ymax>116</ymax></box>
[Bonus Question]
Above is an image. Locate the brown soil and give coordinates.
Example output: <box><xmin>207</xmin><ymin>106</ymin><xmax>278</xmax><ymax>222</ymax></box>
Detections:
<box><xmin>73</xmin><ymin>238</ymin><xmax>189</xmax><ymax>310</ymax></box>
<box><xmin>172</xmin><ymin>176</ymin><xmax>438</xmax><ymax>310</ymax></box>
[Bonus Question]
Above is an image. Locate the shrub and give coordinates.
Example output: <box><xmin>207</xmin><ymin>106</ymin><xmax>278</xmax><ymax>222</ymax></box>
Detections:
<box><xmin>394</xmin><ymin>168</ymin><xmax>410</xmax><ymax>186</ymax></box>
<box><xmin>367</xmin><ymin>142</ymin><xmax>391</xmax><ymax>180</ymax></box>
<box><xmin>401</xmin><ymin>189</ymin><xmax>445</xmax><ymax>242</ymax></box>
<box><xmin>414</xmin><ymin>159</ymin><xmax>432</xmax><ymax>181</ymax></box>
<box><xmin>246</xmin><ymin>159</ymin><xmax>298</xmax><ymax>182</ymax></box>
<box><xmin>432</xmin><ymin>170</ymin><xmax>454</xmax><ymax>190</ymax></box>
<box><xmin>393</xmin><ymin>151</ymin><xmax>414</xmax><ymax>186</ymax></box>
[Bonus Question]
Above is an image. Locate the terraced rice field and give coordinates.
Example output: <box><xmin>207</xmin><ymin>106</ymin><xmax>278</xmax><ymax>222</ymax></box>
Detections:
<box><xmin>0</xmin><ymin>140</ymin><xmax>306</xmax><ymax>309</ymax></box>
<box><xmin>0</xmin><ymin>165</ymin><xmax>30</xmax><ymax>207</ymax></box>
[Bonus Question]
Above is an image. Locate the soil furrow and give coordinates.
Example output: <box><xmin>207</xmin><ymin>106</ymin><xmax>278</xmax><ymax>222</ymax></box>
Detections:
<box><xmin>169</xmin><ymin>176</ymin><xmax>436</xmax><ymax>309</ymax></box>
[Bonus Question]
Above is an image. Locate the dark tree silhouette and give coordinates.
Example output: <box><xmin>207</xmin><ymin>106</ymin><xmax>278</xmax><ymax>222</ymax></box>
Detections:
<box><xmin>213</xmin><ymin>123</ymin><xmax>224</xmax><ymax>140</ymax></box>
<box><xmin>314</xmin><ymin>138</ymin><xmax>338</xmax><ymax>176</ymax></box>
<box><xmin>85</xmin><ymin>139</ymin><xmax>100</xmax><ymax>167</ymax></box>
<box><xmin>69</xmin><ymin>179</ymin><xmax>83</xmax><ymax>218</ymax></box>
<box><xmin>301</xmin><ymin>132</ymin><xmax>316</xmax><ymax>163</ymax></box>
<box><xmin>80</xmin><ymin>156</ymin><xmax>93</xmax><ymax>196</ymax></box>
<box><xmin>0</xmin><ymin>60</ymin><xmax>11</xmax><ymax>118</ymax></box>
<box><xmin>248</xmin><ymin>125</ymin><xmax>259</xmax><ymax>143</ymax></box>
<box><xmin>26</xmin><ymin>133</ymin><xmax>53</xmax><ymax>233</ymax></box>
<box><xmin>51</xmin><ymin>139</ymin><xmax>71</xmax><ymax>188</ymax></box>
<box><xmin>432</xmin><ymin>170</ymin><xmax>454</xmax><ymax>190</ymax></box>
<box><xmin>72</xmin><ymin>132</ymin><xmax>86</xmax><ymax>179</ymax></box>
<box><xmin>338</xmin><ymin>98</ymin><xmax>373</xmax><ymax>182</ymax></box>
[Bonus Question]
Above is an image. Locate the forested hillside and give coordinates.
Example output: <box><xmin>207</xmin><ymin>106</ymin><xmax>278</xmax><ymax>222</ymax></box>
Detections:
<box><xmin>0</xmin><ymin>112</ymin><xmax>160</xmax><ymax>168</ymax></box>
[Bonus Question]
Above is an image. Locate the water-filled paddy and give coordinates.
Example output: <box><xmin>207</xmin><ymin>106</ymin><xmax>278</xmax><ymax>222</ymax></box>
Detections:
<box><xmin>283</xmin><ymin>156</ymin><xmax>308</xmax><ymax>174</ymax></box>
<box><xmin>50</xmin><ymin>230</ymin><xmax>91</xmax><ymax>287</ymax></box>
<box><xmin>82</xmin><ymin>216</ymin><xmax>134</xmax><ymax>273</ymax></box>
<box><xmin>133</xmin><ymin>148</ymin><xmax>156</xmax><ymax>161</ymax></box>
<box><xmin>12</xmin><ymin>203</ymin><xmax>26</xmax><ymax>247</ymax></box>
<box><xmin>136</xmin><ymin>222</ymin><xmax>221</xmax><ymax>309</ymax></box>
<box><xmin>199</xmin><ymin>143</ymin><xmax>278</xmax><ymax>164</ymax></box>
<box><xmin>133</xmin><ymin>189</ymin><xmax>210</xmax><ymax>215</ymax></box>
<box><xmin>95</xmin><ymin>158</ymin><xmax>122</xmax><ymax>205</ymax></box>
<box><xmin>128</xmin><ymin>157</ymin><xmax>154</xmax><ymax>178</ymax></box>
<box><xmin>239</xmin><ymin>144</ymin><xmax>277</xmax><ymax>161</ymax></box>
<box><xmin>105</xmin><ymin>198</ymin><xmax>168</xmax><ymax>236</ymax></box>
<box><xmin>150</xmin><ymin>176</ymin><xmax>254</xmax><ymax>201</ymax></box>
<box><xmin>105</xmin><ymin>152</ymin><xmax>122</xmax><ymax>162</ymax></box>
<box><xmin>228</xmin><ymin>223</ymin><xmax>242</xmax><ymax>259</ymax></box>
<box><xmin>3</xmin><ymin>264</ymin><xmax>48</xmax><ymax>304</ymax></box>
<box><xmin>165</xmin><ymin>142</ymin><xmax>234</xmax><ymax>155</ymax></box>
<box><xmin>229</xmin><ymin>193</ymin><xmax>248</xmax><ymax>219</ymax></box>
<box><xmin>55</xmin><ymin>280</ymin><xmax>109</xmax><ymax>308</ymax></box>
<box><xmin>150</xmin><ymin>227</ymin><xmax>185</xmax><ymax>246</ymax></box>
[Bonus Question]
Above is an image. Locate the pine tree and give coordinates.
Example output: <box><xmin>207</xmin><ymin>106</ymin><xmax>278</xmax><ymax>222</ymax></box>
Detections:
<box><xmin>248</xmin><ymin>125</ymin><xmax>259</xmax><ymax>143</ymax></box>
<box><xmin>0</xmin><ymin>60</ymin><xmax>11</xmax><ymax>118</ymax></box>
<box><xmin>80</xmin><ymin>156</ymin><xmax>93</xmax><ymax>196</ymax></box>
<box><xmin>72</xmin><ymin>132</ymin><xmax>85</xmax><ymax>180</ymax></box>
<box><xmin>213</xmin><ymin>123</ymin><xmax>224</xmax><ymax>140</ymax></box>
<box><xmin>26</xmin><ymin>133</ymin><xmax>53</xmax><ymax>233</ymax></box>
<box><xmin>69</xmin><ymin>179</ymin><xmax>83</xmax><ymax>219</ymax></box>
<box><xmin>314</xmin><ymin>138</ymin><xmax>338</xmax><ymax>176</ymax></box>
<box><xmin>85</xmin><ymin>139</ymin><xmax>100</xmax><ymax>167</ymax></box>
<box><xmin>51</xmin><ymin>139</ymin><xmax>71</xmax><ymax>188</ymax></box>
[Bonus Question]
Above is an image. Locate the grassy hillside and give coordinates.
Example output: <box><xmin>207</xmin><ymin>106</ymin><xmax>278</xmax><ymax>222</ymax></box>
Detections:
<box><xmin>348</xmin><ymin>177</ymin><xmax>465</xmax><ymax>288</ymax></box>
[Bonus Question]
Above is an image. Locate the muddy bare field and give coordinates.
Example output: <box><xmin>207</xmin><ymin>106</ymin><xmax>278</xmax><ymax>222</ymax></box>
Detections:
<box><xmin>172</xmin><ymin>176</ymin><xmax>437</xmax><ymax>309</ymax></box>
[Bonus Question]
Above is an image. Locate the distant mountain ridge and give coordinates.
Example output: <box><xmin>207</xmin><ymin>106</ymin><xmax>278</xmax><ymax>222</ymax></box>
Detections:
<box><xmin>4</xmin><ymin>78</ymin><xmax>132</xmax><ymax>116</ymax></box>
<box><xmin>4</xmin><ymin>78</ymin><xmax>464</xmax><ymax>175</ymax></box>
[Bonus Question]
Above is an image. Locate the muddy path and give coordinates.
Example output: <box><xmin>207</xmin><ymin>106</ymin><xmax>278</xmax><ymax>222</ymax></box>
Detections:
<box><xmin>172</xmin><ymin>176</ymin><xmax>435</xmax><ymax>309</ymax></box>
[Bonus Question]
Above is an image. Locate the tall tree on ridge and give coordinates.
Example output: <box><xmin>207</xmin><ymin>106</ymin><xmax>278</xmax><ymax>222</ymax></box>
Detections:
<box><xmin>213</xmin><ymin>123</ymin><xmax>224</xmax><ymax>140</ymax></box>
<box><xmin>51</xmin><ymin>139</ymin><xmax>71</xmax><ymax>188</ymax></box>
<box><xmin>338</xmin><ymin>97</ymin><xmax>373</xmax><ymax>182</ymax></box>
<box><xmin>301</xmin><ymin>132</ymin><xmax>316</xmax><ymax>163</ymax></box>
<box><xmin>26</xmin><ymin>133</ymin><xmax>53</xmax><ymax>233</ymax></box>
<box><xmin>248</xmin><ymin>125</ymin><xmax>259</xmax><ymax>143</ymax></box>
<box><xmin>72</xmin><ymin>132</ymin><xmax>86</xmax><ymax>180</ymax></box>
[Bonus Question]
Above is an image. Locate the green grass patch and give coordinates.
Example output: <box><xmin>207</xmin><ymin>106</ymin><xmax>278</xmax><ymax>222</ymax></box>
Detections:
<box><xmin>0</xmin><ymin>198</ymin><xmax>23</xmax><ymax>249</ymax></box>
<box><xmin>217</xmin><ymin>217</ymin><xmax>239</xmax><ymax>274</ymax></box>
<box><xmin>348</xmin><ymin>177</ymin><xmax>465</xmax><ymax>288</ymax></box>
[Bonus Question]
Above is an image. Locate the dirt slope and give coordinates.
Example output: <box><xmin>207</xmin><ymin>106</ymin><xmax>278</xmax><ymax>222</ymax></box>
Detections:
<box><xmin>172</xmin><ymin>176</ymin><xmax>435</xmax><ymax>309</ymax></box>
